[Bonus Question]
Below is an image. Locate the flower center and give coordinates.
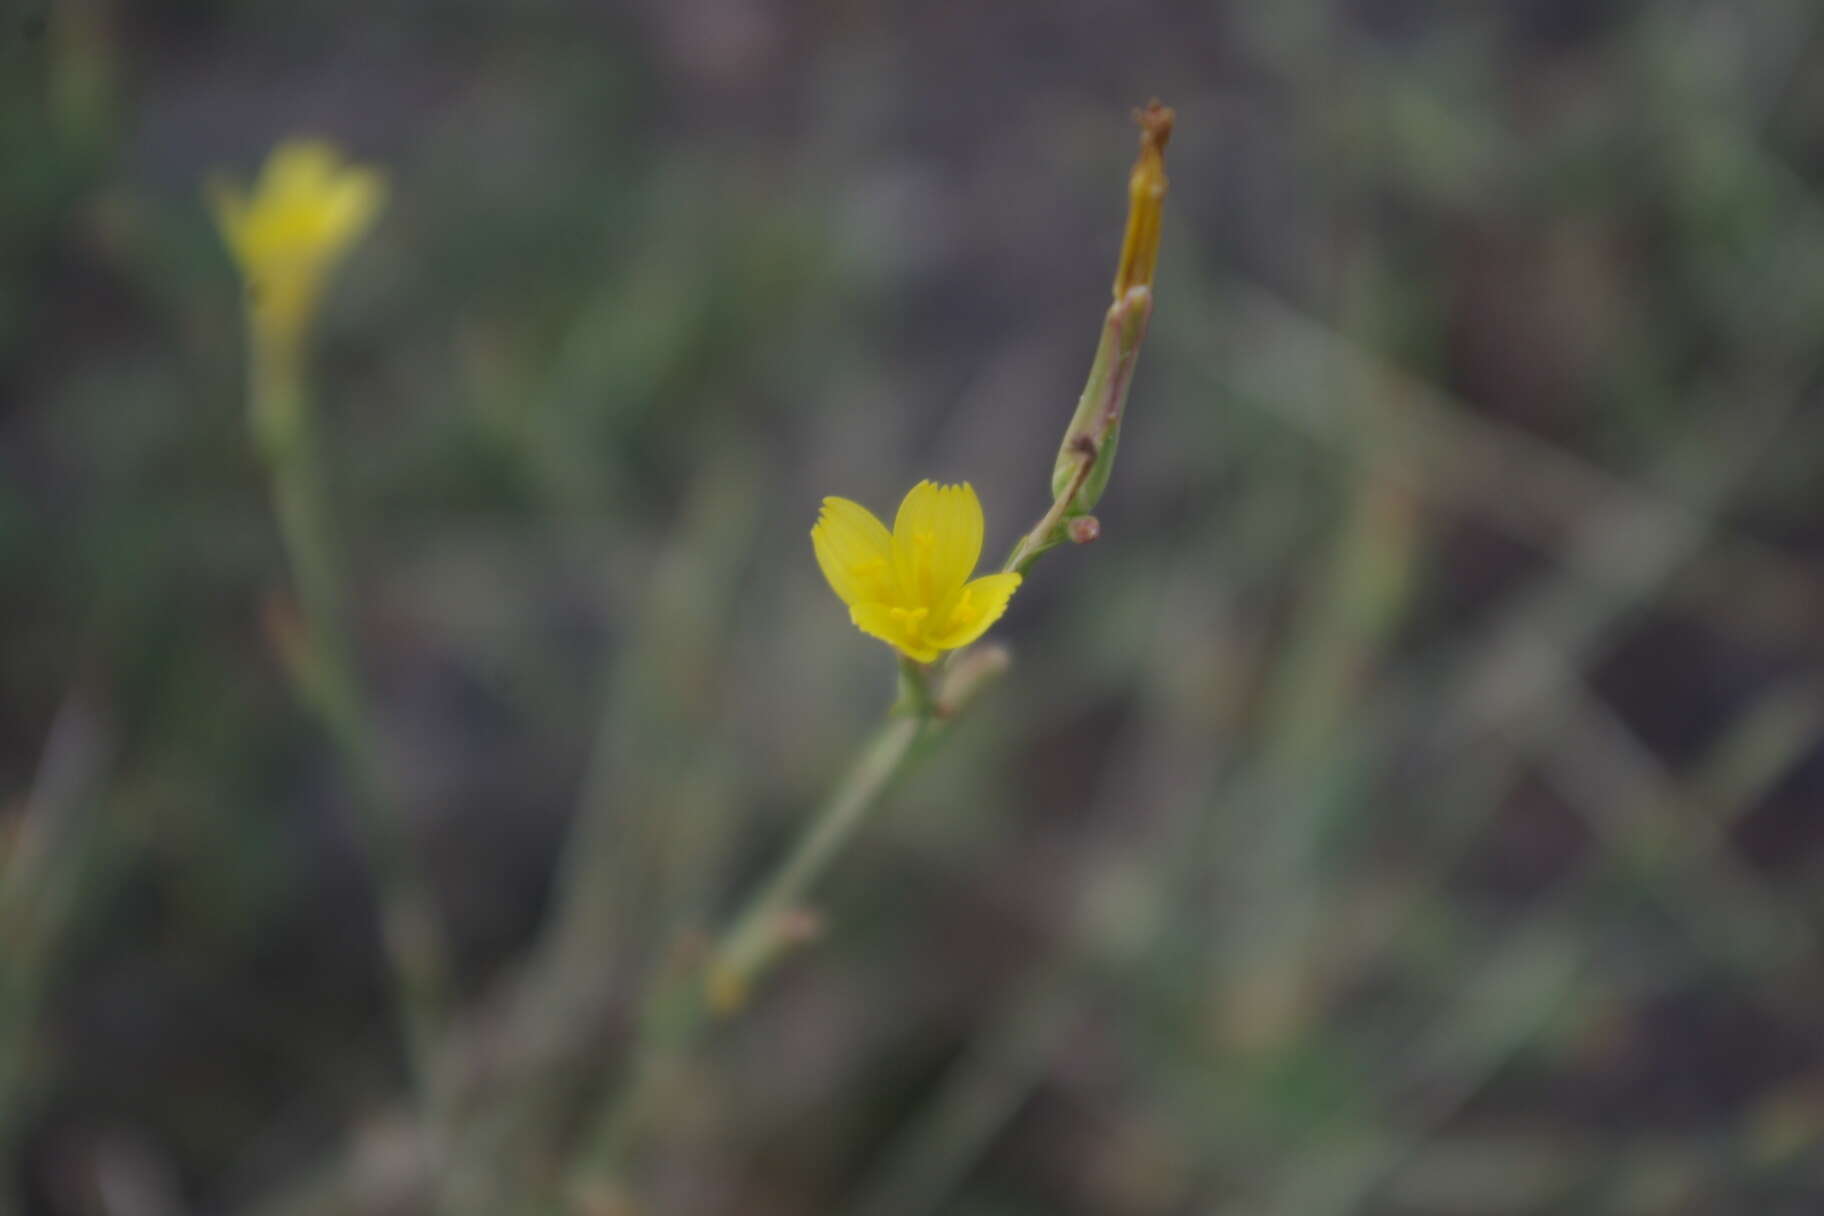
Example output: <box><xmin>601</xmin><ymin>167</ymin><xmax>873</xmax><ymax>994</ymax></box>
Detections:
<box><xmin>888</xmin><ymin>604</ymin><xmax>929</xmax><ymax>640</ymax></box>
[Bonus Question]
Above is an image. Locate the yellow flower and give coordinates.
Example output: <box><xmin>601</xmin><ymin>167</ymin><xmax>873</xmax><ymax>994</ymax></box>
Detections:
<box><xmin>813</xmin><ymin>481</ymin><xmax>1023</xmax><ymax>663</ymax></box>
<box><xmin>207</xmin><ymin>139</ymin><xmax>388</xmax><ymax>355</ymax></box>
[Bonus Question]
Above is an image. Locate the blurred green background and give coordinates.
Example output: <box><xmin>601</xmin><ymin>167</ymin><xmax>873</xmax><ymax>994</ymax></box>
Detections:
<box><xmin>6</xmin><ymin>1</ymin><xmax>1824</xmax><ymax>1213</ymax></box>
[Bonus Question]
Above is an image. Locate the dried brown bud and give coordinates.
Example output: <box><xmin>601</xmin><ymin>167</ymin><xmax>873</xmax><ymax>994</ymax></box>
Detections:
<box><xmin>1068</xmin><ymin>515</ymin><xmax>1102</xmax><ymax>544</ymax></box>
<box><xmin>1113</xmin><ymin>100</ymin><xmax>1173</xmax><ymax>298</ymax></box>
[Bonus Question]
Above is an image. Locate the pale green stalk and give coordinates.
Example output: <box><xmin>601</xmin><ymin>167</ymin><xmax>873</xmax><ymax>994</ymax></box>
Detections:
<box><xmin>569</xmin><ymin>660</ymin><xmax>969</xmax><ymax>1195</ymax></box>
<box><xmin>708</xmin><ymin>694</ymin><xmax>928</xmax><ymax>1008</ymax></box>
<box><xmin>249</xmin><ymin>334</ymin><xmax>451</xmax><ymax>1116</ymax></box>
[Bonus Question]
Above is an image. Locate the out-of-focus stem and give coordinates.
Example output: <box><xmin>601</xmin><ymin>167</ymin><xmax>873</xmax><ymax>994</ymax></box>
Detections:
<box><xmin>251</xmin><ymin>335</ymin><xmax>451</xmax><ymax>1117</ymax></box>
<box><xmin>0</xmin><ymin>686</ymin><xmax>111</xmax><ymax>1173</ymax></box>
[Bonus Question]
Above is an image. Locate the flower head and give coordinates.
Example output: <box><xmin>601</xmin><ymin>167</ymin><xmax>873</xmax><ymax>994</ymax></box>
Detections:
<box><xmin>207</xmin><ymin>139</ymin><xmax>388</xmax><ymax>356</ymax></box>
<box><xmin>813</xmin><ymin>481</ymin><xmax>1022</xmax><ymax>663</ymax></box>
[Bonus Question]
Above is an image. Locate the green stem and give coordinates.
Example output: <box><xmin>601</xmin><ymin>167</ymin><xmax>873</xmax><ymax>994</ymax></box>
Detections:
<box><xmin>706</xmin><ymin>710</ymin><xmax>932</xmax><ymax>1008</ymax></box>
<box><xmin>571</xmin><ymin>671</ymin><xmax>972</xmax><ymax>1196</ymax></box>
<box><xmin>0</xmin><ymin>692</ymin><xmax>110</xmax><ymax>1187</ymax></box>
<box><xmin>252</xmin><ymin>343</ymin><xmax>451</xmax><ymax>1119</ymax></box>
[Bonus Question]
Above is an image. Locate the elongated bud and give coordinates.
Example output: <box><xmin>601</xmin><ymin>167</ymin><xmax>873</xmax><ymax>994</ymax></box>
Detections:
<box><xmin>1113</xmin><ymin>101</ymin><xmax>1172</xmax><ymax>300</ymax></box>
<box><xmin>1051</xmin><ymin>102</ymin><xmax>1172</xmax><ymax>522</ymax></box>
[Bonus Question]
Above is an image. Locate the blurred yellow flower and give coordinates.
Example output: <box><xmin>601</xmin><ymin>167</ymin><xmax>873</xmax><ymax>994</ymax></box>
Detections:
<box><xmin>207</xmin><ymin>139</ymin><xmax>387</xmax><ymax>355</ymax></box>
<box><xmin>813</xmin><ymin>481</ymin><xmax>1022</xmax><ymax>663</ymax></box>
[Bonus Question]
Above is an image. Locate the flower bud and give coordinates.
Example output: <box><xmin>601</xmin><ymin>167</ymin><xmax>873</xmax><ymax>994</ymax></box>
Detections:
<box><xmin>1050</xmin><ymin>102</ymin><xmax>1171</xmax><ymax>522</ymax></box>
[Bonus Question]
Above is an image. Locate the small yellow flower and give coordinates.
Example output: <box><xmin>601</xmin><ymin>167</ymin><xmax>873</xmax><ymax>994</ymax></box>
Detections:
<box><xmin>813</xmin><ymin>481</ymin><xmax>1022</xmax><ymax>663</ymax></box>
<box><xmin>207</xmin><ymin>139</ymin><xmax>388</xmax><ymax>354</ymax></box>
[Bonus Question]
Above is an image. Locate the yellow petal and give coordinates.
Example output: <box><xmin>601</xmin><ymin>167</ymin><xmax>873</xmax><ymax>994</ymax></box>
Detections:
<box><xmin>930</xmin><ymin>572</ymin><xmax>1021</xmax><ymax>650</ymax></box>
<box><xmin>891</xmin><ymin>481</ymin><xmax>982</xmax><ymax>604</ymax></box>
<box><xmin>849</xmin><ymin>603</ymin><xmax>939</xmax><ymax>663</ymax></box>
<box><xmin>812</xmin><ymin>496</ymin><xmax>894</xmax><ymax>609</ymax></box>
<box><xmin>209</xmin><ymin>139</ymin><xmax>387</xmax><ymax>286</ymax></box>
<box><xmin>316</xmin><ymin>167</ymin><xmax>388</xmax><ymax>253</ymax></box>
<box><xmin>263</xmin><ymin>140</ymin><xmax>344</xmax><ymax>193</ymax></box>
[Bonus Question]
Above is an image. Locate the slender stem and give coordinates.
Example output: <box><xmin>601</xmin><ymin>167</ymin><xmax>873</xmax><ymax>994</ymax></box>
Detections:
<box><xmin>0</xmin><ymin>689</ymin><xmax>110</xmax><ymax>1179</ymax></box>
<box><xmin>571</xmin><ymin>667</ymin><xmax>976</xmax><ymax>1195</ymax></box>
<box><xmin>706</xmin><ymin>710</ymin><xmax>930</xmax><ymax>1009</ymax></box>
<box><xmin>252</xmin><ymin>344</ymin><xmax>451</xmax><ymax>1120</ymax></box>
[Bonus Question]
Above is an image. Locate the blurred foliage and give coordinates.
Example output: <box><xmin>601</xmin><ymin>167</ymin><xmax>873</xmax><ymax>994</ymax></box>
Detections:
<box><xmin>5</xmin><ymin>1</ymin><xmax>1824</xmax><ymax>1213</ymax></box>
